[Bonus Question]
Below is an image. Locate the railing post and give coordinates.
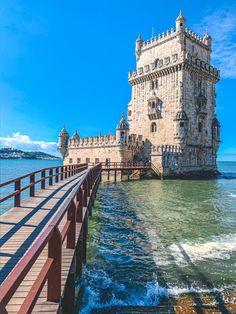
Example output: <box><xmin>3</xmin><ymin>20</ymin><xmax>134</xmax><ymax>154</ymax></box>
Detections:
<box><xmin>67</xmin><ymin>200</ymin><xmax>76</xmax><ymax>249</ymax></box>
<box><xmin>82</xmin><ymin>213</ymin><xmax>88</xmax><ymax>263</ymax></box>
<box><xmin>60</xmin><ymin>166</ymin><xmax>64</xmax><ymax>181</ymax></box>
<box><xmin>14</xmin><ymin>179</ymin><xmax>21</xmax><ymax>207</ymax></box>
<box><xmin>76</xmin><ymin>188</ymin><xmax>83</xmax><ymax>222</ymax></box>
<box><xmin>55</xmin><ymin>168</ymin><xmax>59</xmax><ymax>182</ymax></box>
<box><xmin>48</xmin><ymin>227</ymin><xmax>62</xmax><ymax>302</ymax></box>
<box><xmin>83</xmin><ymin>182</ymin><xmax>88</xmax><ymax>207</ymax></box>
<box><xmin>49</xmin><ymin>169</ymin><xmax>53</xmax><ymax>185</ymax></box>
<box><xmin>65</xmin><ymin>166</ymin><xmax>68</xmax><ymax>179</ymax></box>
<box><xmin>30</xmin><ymin>174</ymin><xmax>35</xmax><ymax>197</ymax></box>
<box><xmin>41</xmin><ymin>170</ymin><xmax>46</xmax><ymax>189</ymax></box>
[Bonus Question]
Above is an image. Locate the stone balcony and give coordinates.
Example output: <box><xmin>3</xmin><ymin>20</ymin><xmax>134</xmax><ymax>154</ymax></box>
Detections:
<box><xmin>147</xmin><ymin>107</ymin><xmax>162</xmax><ymax>120</ymax></box>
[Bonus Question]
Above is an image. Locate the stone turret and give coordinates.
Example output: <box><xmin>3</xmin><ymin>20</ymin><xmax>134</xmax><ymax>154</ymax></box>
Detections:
<box><xmin>174</xmin><ymin>110</ymin><xmax>189</xmax><ymax>144</ymax></box>
<box><xmin>204</xmin><ymin>29</ymin><xmax>212</xmax><ymax>48</ymax></box>
<box><xmin>116</xmin><ymin>113</ymin><xmax>129</xmax><ymax>144</ymax></box>
<box><xmin>135</xmin><ymin>33</ymin><xmax>143</xmax><ymax>59</ymax></box>
<box><xmin>58</xmin><ymin>126</ymin><xmax>69</xmax><ymax>159</ymax></box>
<box><xmin>176</xmin><ymin>10</ymin><xmax>186</xmax><ymax>32</ymax></box>
<box><xmin>72</xmin><ymin>129</ymin><xmax>80</xmax><ymax>140</ymax></box>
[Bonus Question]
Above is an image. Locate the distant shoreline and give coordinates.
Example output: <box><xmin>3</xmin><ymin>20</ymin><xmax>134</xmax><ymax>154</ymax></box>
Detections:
<box><xmin>0</xmin><ymin>148</ymin><xmax>61</xmax><ymax>161</ymax></box>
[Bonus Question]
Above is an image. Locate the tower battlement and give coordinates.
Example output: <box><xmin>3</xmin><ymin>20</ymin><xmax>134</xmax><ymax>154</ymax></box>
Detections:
<box><xmin>139</xmin><ymin>27</ymin><xmax>208</xmax><ymax>54</ymax></box>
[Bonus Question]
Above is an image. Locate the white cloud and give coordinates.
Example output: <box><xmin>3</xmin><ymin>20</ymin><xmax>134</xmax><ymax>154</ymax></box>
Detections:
<box><xmin>0</xmin><ymin>132</ymin><xmax>58</xmax><ymax>155</ymax></box>
<box><xmin>192</xmin><ymin>9</ymin><xmax>236</xmax><ymax>78</ymax></box>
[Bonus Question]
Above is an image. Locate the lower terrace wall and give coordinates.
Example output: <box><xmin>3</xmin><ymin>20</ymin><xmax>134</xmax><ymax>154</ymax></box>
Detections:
<box><xmin>64</xmin><ymin>145</ymin><xmax>134</xmax><ymax>165</ymax></box>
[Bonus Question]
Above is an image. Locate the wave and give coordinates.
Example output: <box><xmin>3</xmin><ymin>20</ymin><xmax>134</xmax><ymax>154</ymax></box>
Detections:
<box><xmin>229</xmin><ymin>193</ymin><xmax>236</xmax><ymax>198</ymax></box>
<box><xmin>169</xmin><ymin>233</ymin><xmax>236</xmax><ymax>265</ymax></box>
<box><xmin>79</xmin><ymin>268</ymin><xmax>236</xmax><ymax>313</ymax></box>
<box><xmin>79</xmin><ymin>268</ymin><xmax>167</xmax><ymax>313</ymax></box>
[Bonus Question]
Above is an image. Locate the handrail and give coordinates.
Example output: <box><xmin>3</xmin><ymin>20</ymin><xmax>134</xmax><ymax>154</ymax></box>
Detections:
<box><xmin>0</xmin><ymin>163</ymin><xmax>102</xmax><ymax>313</ymax></box>
<box><xmin>90</xmin><ymin>161</ymin><xmax>152</xmax><ymax>169</ymax></box>
<box><xmin>0</xmin><ymin>163</ymin><xmax>88</xmax><ymax>207</ymax></box>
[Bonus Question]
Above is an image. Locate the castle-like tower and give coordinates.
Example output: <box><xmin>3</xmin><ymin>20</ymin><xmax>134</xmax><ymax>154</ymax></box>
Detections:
<box><xmin>58</xmin><ymin>11</ymin><xmax>221</xmax><ymax>177</ymax></box>
<box><xmin>127</xmin><ymin>10</ymin><xmax>220</xmax><ymax>176</ymax></box>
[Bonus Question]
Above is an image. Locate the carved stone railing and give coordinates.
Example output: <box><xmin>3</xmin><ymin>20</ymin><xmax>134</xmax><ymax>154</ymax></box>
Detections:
<box><xmin>152</xmin><ymin>145</ymin><xmax>183</xmax><ymax>154</ymax></box>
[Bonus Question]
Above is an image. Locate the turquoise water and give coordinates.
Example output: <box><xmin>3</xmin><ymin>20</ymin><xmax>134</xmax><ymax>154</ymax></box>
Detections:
<box><xmin>0</xmin><ymin>159</ymin><xmax>62</xmax><ymax>213</ymax></box>
<box><xmin>79</xmin><ymin>161</ymin><xmax>236</xmax><ymax>313</ymax></box>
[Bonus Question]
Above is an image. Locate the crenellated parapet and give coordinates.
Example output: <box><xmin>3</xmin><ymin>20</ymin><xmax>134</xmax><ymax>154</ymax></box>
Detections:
<box><xmin>137</xmin><ymin>27</ymin><xmax>209</xmax><ymax>55</ymax></box>
<box><xmin>128</xmin><ymin>54</ymin><xmax>219</xmax><ymax>84</ymax></box>
<box><xmin>68</xmin><ymin>134</ymin><xmax>144</xmax><ymax>149</ymax></box>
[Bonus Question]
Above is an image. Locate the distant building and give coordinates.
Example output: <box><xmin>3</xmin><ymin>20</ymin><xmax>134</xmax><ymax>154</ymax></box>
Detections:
<box><xmin>58</xmin><ymin>11</ymin><xmax>221</xmax><ymax>177</ymax></box>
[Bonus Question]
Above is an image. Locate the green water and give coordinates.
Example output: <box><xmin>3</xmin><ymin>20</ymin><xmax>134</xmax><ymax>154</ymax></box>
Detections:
<box><xmin>79</xmin><ymin>162</ymin><xmax>236</xmax><ymax>313</ymax></box>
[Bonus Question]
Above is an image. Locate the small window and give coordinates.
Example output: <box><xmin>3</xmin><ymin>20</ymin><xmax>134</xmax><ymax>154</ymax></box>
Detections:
<box><xmin>151</xmin><ymin>122</ymin><xmax>157</xmax><ymax>133</ymax></box>
<box><xmin>180</xmin><ymin>122</ymin><xmax>185</xmax><ymax>127</ymax></box>
<box><xmin>69</xmin><ymin>158</ymin><xmax>73</xmax><ymax>164</ymax></box>
<box><xmin>155</xmin><ymin>80</ymin><xmax>158</xmax><ymax>88</ymax></box>
<box><xmin>128</xmin><ymin>110</ymin><xmax>132</xmax><ymax>116</ymax></box>
<box><xmin>152</xmin><ymin>102</ymin><xmax>156</xmax><ymax>109</ymax></box>
<box><xmin>198</xmin><ymin>122</ymin><xmax>202</xmax><ymax>132</ymax></box>
<box><xmin>77</xmin><ymin>158</ymin><xmax>81</xmax><ymax>164</ymax></box>
<box><xmin>180</xmin><ymin>22</ymin><xmax>183</xmax><ymax>26</ymax></box>
<box><xmin>95</xmin><ymin>158</ymin><xmax>99</xmax><ymax>164</ymax></box>
<box><xmin>86</xmin><ymin>158</ymin><xmax>90</xmax><ymax>163</ymax></box>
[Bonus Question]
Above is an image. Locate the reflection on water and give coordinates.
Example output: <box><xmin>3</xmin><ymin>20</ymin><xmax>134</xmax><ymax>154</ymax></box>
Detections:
<box><xmin>79</xmin><ymin>162</ymin><xmax>236</xmax><ymax>313</ymax></box>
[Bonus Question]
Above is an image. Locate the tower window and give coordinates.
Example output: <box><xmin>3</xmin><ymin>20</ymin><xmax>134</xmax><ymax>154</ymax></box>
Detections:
<box><xmin>77</xmin><ymin>158</ymin><xmax>81</xmax><ymax>164</ymax></box>
<box><xmin>69</xmin><ymin>158</ymin><xmax>73</xmax><ymax>164</ymax></box>
<box><xmin>128</xmin><ymin>110</ymin><xmax>132</xmax><ymax>116</ymax></box>
<box><xmin>95</xmin><ymin>158</ymin><xmax>99</xmax><ymax>164</ymax></box>
<box><xmin>152</xmin><ymin>102</ymin><xmax>156</xmax><ymax>108</ymax></box>
<box><xmin>198</xmin><ymin>122</ymin><xmax>202</xmax><ymax>132</ymax></box>
<box><xmin>180</xmin><ymin>23</ymin><xmax>183</xmax><ymax>26</ymax></box>
<box><xmin>180</xmin><ymin>122</ymin><xmax>184</xmax><ymax>127</ymax></box>
<box><xmin>151</xmin><ymin>122</ymin><xmax>157</xmax><ymax>133</ymax></box>
<box><xmin>86</xmin><ymin>158</ymin><xmax>90</xmax><ymax>163</ymax></box>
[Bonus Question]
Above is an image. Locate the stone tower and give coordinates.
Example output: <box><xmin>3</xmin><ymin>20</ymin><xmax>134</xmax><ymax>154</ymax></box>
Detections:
<box><xmin>128</xmin><ymin>11</ymin><xmax>221</xmax><ymax>176</ymax></box>
<box><xmin>58</xmin><ymin>126</ymin><xmax>69</xmax><ymax>159</ymax></box>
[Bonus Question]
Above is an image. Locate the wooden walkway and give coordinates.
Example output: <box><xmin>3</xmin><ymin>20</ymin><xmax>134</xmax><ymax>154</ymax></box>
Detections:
<box><xmin>0</xmin><ymin>164</ymin><xmax>101</xmax><ymax>313</ymax></box>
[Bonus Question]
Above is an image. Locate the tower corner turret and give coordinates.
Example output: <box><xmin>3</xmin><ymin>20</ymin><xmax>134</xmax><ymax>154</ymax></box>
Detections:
<box><xmin>58</xmin><ymin>126</ymin><xmax>69</xmax><ymax>160</ymax></box>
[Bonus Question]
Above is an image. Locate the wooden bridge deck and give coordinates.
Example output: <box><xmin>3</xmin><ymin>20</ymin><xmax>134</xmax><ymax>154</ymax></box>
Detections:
<box><xmin>0</xmin><ymin>164</ymin><xmax>101</xmax><ymax>313</ymax></box>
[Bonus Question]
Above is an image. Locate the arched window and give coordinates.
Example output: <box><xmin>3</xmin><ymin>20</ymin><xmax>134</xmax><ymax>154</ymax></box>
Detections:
<box><xmin>152</xmin><ymin>101</ymin><xmax>156</xmax><ymax>108</ymax></box>
<box><xmin>151</xmin><ymin>122</ymin><xmax>157</xmax><ymax>133</ymax></box>
<box><xmin>198</xmin><ymin>122</ymin><xmax>202</xmax><ymax>132</ymax></box>
<box><xmin>155</xmin><ymin>59</ymin><xmax>159</xmax><ymax>68</ymax></box>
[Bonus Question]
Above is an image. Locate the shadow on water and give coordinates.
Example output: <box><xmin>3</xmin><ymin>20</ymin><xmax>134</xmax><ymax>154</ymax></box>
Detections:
<box><xmin>77</xmin><ymin>182</ymin><xmax>176</xmax><ymax>313</ymax></box>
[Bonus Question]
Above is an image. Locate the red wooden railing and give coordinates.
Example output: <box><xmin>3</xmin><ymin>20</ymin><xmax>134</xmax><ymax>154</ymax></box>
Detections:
<box><xmin>0</xmin><ymin>164</ymin><xmax>88</xmax><ymax>207</ymax></box>
<box><xmin>0</xmin><ymin>163</ymin><xmax>102</xmax><ymax>313</ymax></box>
<box><xmin>97</xmin><ymin>161</ymin><xmax>151</xmax><ymax>169</ymax></box>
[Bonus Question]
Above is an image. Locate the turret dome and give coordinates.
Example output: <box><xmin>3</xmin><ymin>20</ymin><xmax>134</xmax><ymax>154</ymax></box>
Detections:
<box><xmin>72</xmin><ymin>129</ymin><xmax>80</xmax><ymax>140</ymax></box>
<box><xmin>59</xmin><ymin>126</ymin><xmax>69</xmax><ymax>137</ymax></box>
<box><xmin>212</xmin><ymin>116</ymin><xmax>220</xmax><ymax>127</ymax></box>
<box><xmin>116</xmin><ymin>113</ymin><xmax>129</xmax><ymax>130</ymax></box>
<box><xmin>174</xmin><ymin>110</ymin><xmax>189</xmax><ymax>121</ymax></box>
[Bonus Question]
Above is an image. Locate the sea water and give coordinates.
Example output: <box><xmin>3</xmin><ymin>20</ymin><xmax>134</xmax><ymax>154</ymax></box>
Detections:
<box><xmin>0</xmin><ymin>159</ymin><xmax>62</xmax><ymax>213</ymax></box>
<box><xmin>78</xmin><ymin>161</ymin><xmax>236</xmax><ymax>313</ymax></box>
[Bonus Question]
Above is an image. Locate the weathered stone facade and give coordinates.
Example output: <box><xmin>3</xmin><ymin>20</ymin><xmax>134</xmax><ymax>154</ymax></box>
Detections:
<box><xmin>58</xmin><ymin>11</ymin><xmax>221</xmax><ymax>177</ymax></box>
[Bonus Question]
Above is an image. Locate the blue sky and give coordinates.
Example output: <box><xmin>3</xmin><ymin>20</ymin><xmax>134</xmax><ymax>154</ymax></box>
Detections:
<box><xmin>0</xmin><ymin>0</ymin><xmax>236</xmax><ymax>160</ymax></box>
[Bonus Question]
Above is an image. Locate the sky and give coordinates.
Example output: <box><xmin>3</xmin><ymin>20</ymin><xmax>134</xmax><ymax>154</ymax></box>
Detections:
<box><xmin>0</xmin><ymin>0</ymin><xmax>236</xmax><ymax>160</ymax></box>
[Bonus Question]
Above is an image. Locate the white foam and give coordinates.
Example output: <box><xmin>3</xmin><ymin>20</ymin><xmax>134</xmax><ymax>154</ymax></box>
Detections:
<box><xmin>229</xmin><ymin>193</ymin><xmax>236</xmax><ymax>198</ymax></box>
<box><xmin>169</xmin><ymin>233</ymin><xmax>236</xmax><ymax>265</ymax></box>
